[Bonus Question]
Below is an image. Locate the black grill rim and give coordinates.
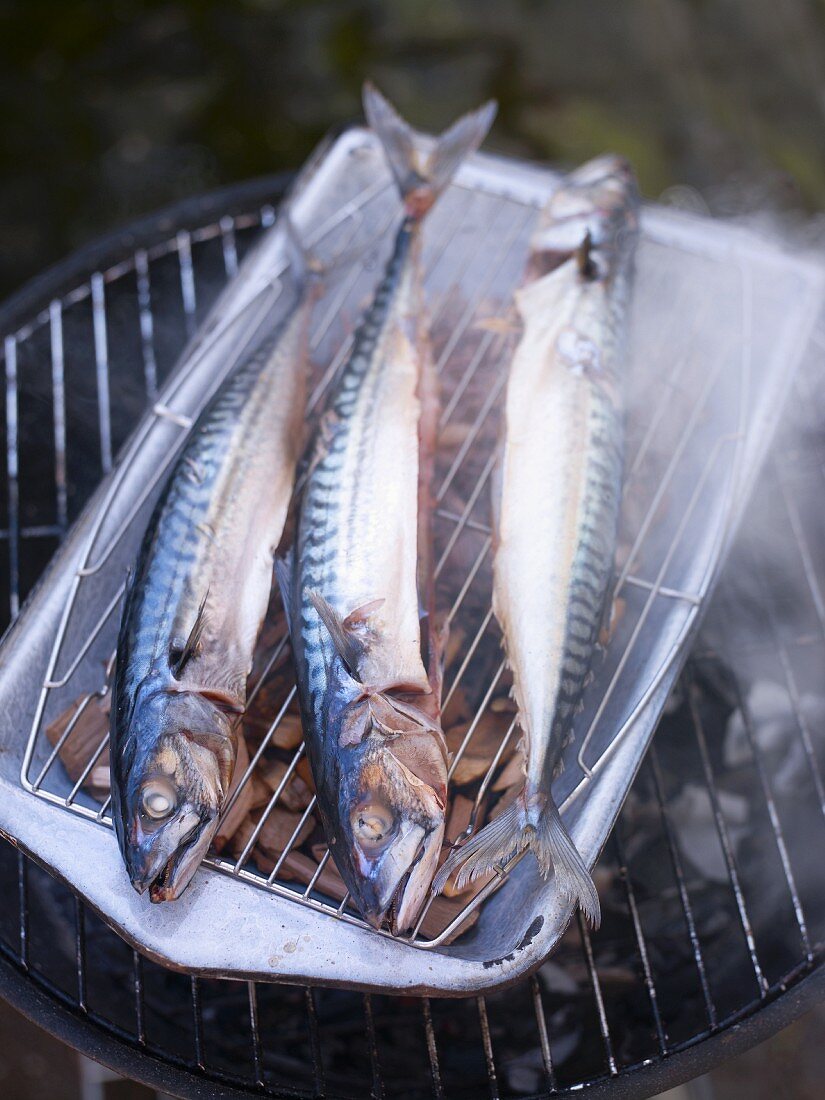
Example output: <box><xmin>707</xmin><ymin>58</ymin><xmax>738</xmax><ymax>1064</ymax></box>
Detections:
<box><xmin>0</xmin><ymin>170</ymin><xmax>823</xmax><ymax>1098</ymax></box>
<box><xmin>0</xmin><ymin>920</ymin><xmax>821</xmax><ymax>1100</ymax></box>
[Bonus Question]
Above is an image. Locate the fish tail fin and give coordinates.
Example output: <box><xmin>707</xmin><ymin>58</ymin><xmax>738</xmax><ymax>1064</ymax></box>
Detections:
<box><xmin>433</xmin><ymin>794</ymin><xmax>601</xmax><ymax>927</ymax></box>
<box><xmin>363</xmin><ymin>82</ymin><xmax>496</xmax><ymax>218</ymax></box>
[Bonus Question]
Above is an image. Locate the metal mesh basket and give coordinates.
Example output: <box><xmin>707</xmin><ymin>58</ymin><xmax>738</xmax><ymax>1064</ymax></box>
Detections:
<box><xmin>0</xmin><ymin>151</ymin><xmax>824</xmax><ymax>1098</ymax></box>
<box><xmin>0</xmin><ymin>127</ymin><xmax>823</xmax><ymax>999</ymax></box>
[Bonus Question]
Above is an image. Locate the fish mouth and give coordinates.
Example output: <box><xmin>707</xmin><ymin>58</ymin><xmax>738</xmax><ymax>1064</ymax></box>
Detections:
<box><xmin>146</xmin><ymin>847</ymin><xmax>190</xmax><ymax>904</ymax></box>
<box><xmin>353</xmin><ymin>820</ymin><xmax>444</xmax><ymax>933</ymax></box>
<box><xmin>127</xmin><ymin>813</ymin><xmax>213</xmax><ymax>903</ymax></box>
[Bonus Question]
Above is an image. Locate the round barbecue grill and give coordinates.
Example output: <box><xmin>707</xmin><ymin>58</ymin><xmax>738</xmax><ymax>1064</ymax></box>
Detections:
<box><xmin>0</xmin><ymin>172</ymin><xmax>823</xmax><ymax>1100</ymax></box>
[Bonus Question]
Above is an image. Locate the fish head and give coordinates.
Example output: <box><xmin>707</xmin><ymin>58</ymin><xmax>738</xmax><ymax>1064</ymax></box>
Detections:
<box><xmin>112</xmin><ymin>683</ymin><xmax>237</xmax><ymax>903</ymax></box>
<box><xmin>331</xmin><ymin>704</ymin><xmax>447</xmax><ymax>933</ymax></box>
<box><xmin>530</xmin><ymin>155</ymin><xmax>639</xmax><ymax>272</ymax></box>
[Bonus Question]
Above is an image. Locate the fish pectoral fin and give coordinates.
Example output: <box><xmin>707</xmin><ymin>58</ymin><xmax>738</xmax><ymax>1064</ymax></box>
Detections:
<box><xmin>368</xmin><ymin>691</ymin><xmax>439</xmax><ymax>736</ymax></box>
<box><xmin>307</xmin><ymin>589</ymin><xmax>370</xmax><ymax>677</ymax></box>
<box><xmin>575</xmin><ymin>229</ymin><xmax>598</xmax><ymax>280</ymax></box>
<box><xmin>338</xmin><ymin>698</ymin><xmax>371</xmax><ymax>747</ymax></box>
<box><xmin>308</xmin><ymin>591</ymin><xmax>388</xmax><ymax>679</ymax></box>
<box><xmin>170</xmin><ymin>592</ymin><xmax>209</xmax><ymax>679</ymax></box>
<box><xmin>274</xmin><ymin>550</ymin><xmax>294</xmax><ymax>632</ymax></box>
<box><xmin>342</xmin><ymin>598</ymin><xmax>385</xmax><ymax>630</ymax></box>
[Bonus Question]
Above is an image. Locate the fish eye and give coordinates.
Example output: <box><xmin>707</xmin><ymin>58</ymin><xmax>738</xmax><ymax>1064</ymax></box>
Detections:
<box><xmin>351</xmin><ymin>801</ymin><xmax>396</xmax><ymax>850</ymax></box>
<box><xmin>141</xmin><ymin>779</ymin><xmax>177</xmax><ymax>820</ymax></box>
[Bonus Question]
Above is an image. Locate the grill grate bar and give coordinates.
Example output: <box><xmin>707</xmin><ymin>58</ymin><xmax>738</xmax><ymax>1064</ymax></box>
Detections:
<box><xmin>48</xmin><ymin>300</ymin><xmax>68</xmax><ymax>533</ymax></box>
<box><xmin>220</xmin><ymin>216</ymin><xmax>240</xmax><ymax>281</ymax></box>
<box><xmin>308</xmin><ymin>206</ymin><xmax>397</xmax><ymax>355</ymax></box>
<box><xmin>433</xmin><ymin>205</ymin><xmax>532</xmax><ymax>403</ymax></box>
<box><xmin>420</xmin><ymin>998</ymin><xmax>444</xmax><ymax>1100</ymax></box>
<box><xmin>132</xmin><ymin>949</ymin><xmax>146</xmax><ymax>1046</ymax></box>
<box><xmin>222</xmin><ymin>683</ymin><xmax>297</xmax><ymax>822</ymax></box>
<box><xmin>134</xmin><ymin>249</ymin><xmax>159</xmax><ymax>403</ymax></box>
<box><xmin>436</xmin><ymin>361</ymin><xmax>507</xmax><ymax>501</ymax></box>
<box><xmin>191</xmin><ymin>975</ymin><xmax>205</xmax><ymax>1070</ymax></box>
<box><xmin>578</xmin><ymin>911</ymin><xmax>617</xmax><ymax>1076</ymax></box>
<box><xmin>304</xmin><ymin>986</ymin><xmax>325</xmax><ymax>1099</ymax></box>
<box><xmin>577</xmin><ymin>422</ymin><xmax>741</xmax><ymax>776</ymax></box>
<box><xmin>614</xmin><ymin>828</ymin><xmax>668</xmax><ymax>1055</ymax></box>
<box><xmin>4</xmin><ymin>334</ymin><xmax>19</xmax><ymax>618</ymax></box>
<box><xmin>17</xmin><ymin>850</ymin><xmax>28</xmax><ymax>971</ymax></box>
<box><xmin>43</xmin><ymin>582</ymin><xmax>124</xmax><ymax>688</ymax></box>
<box><xmin>91</xmin><ymin>273</ymin><xmax>114</xmax><ymax>474</ymax></box>
<box><xmin>247</xmin><ymin>981</ymin><xmax>265</xmax><ymax>1088</ymax></box>
<box><xmin>0</xmin><ymin>523</ymin><xmax>64</xmax><ymax>540</ymax></box>
<box><xmin>530</xmin><ymin>974</ymin><xmax>558</xmax><ymax>1092</ymax></box>
<box><xmin>266</xmin><ymin>797</ymin><xmax>318</xmax><ymax>884</ymax></box>
<box><xmin>649</xmin><ymin>745</ymin><xmax>718</xmax><ymax>1029</ymax></box>
<box><xmin>231</xmin><ymin>741</ymin><xmax>305</xmax><ymax>873</ymax></box>
<box><xmin>475</xmin><ymin>996</ymin><xmax>500</xmax><ymax>1100</ymax></box>
<box><xmin>688</xmin><ymin>679</ymin><xmax>769</xmax><ymax>997</ymax></box>
<box><xmin>74</xmin><ymin>894</ymin><xmax>88</xmax><ymax>1013</ymax></box>
<box><xmin>435</xmin><ymin>449</ymin><xmax>496</xmax><ymax>577</ymax></box>
<box><xmin>66</xmin><ymin>731</ymin><xmax>110</xmax><ymax>805</ymax></box>
<box><xmin>445</xmin><ymin>535</ymin><xmax>491</xmax><ymax>625</ymax></box>
<box><xmin>363</xmin><ymin>994</ymin><xmax>385</xmax><ymax>1100</ymax></box>
<box><xmin>744</xmin><ymin>495</ymin><xmax>825</xmax><ymax>818</ymax></box>
<box><xmin>446</xmin><ymin>661</ymin><xmax>505</xmax><ymax>782</ymax></box>
<box><xmin>177</xmin><ymin>231</ymin><xmax>198</xmax><ymax>338</ymax></box>
<box><xmin>775</xmin><ymin>457</ymin><xmax>825</xmax><ymax>632</ymax></box>
<box><xmin>730</xmin><ymin>674</ymin><xmax>812</xmax><ymax>960</ymax></box>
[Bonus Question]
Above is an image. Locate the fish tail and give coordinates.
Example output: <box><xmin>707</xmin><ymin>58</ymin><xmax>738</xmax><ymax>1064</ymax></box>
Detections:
<box><xmin>363</xmin><ymin>82</ymin><xmax>496</xmax><ymax>219</ymax></box>
<box><xmin>433</xmin><ymin>793</ymin><xmax>601</xmax><ymax>927</ymax></box>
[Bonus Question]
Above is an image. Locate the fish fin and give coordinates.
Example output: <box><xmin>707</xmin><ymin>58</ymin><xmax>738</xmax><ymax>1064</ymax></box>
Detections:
<box><xmin>343</xmin><ymin>598</ymin><xmax>385</xmax><ymax>629</ymax></box>
<box><xmin>170</xmin><ymin>592</ymin><xmax>209</xmax><ymax>679</ymax></box>
<box><xmin>363</xmin><ymin>82</ymin><xmax>496</xmax><ymax>216</ymax></box>
<box><xmin>307</xmin><ymin>589</ymin><xmax>365</xmax><ymax>677</ymax></box>
<box><xmin>432</xmin><ymin>795</ymin><xmax>600</xmax><ymax>927</ymax></box>
<box><xmin>575</xmin><ymin>229</ymin><xmax>597</xmax><ymax>280</ymax></box>
<box><xmin>274</xmin><ymin>551</ymin><xmax>294</xmax><ymax>633</ymax></box>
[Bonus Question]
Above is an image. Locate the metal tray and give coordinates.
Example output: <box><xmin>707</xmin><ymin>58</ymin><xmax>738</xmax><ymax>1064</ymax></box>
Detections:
<box><xmin>0</xmin><ymin>125</ymin><xmax>821</xmax><ymax>995</ymax></box>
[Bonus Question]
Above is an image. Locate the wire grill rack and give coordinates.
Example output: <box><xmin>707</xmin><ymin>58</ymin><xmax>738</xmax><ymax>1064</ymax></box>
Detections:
<box><xmin>1</xmin><ymin>129</ymin><xmax>823</xmax><ymax>989</ymax></box>
<box><xmin>0</xmin><ymin>163</ymin><xmax>824</xmax><ymax>1096</ymax></box>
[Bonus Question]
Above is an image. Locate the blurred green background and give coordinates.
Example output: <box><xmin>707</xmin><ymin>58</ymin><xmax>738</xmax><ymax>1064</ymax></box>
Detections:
<box><xmin>0</xmin><ymin>0</ymin><xmax>823</xmax><ymax>299</ymax></box>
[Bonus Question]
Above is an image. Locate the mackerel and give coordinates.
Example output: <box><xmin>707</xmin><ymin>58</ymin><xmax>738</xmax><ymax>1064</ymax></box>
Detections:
<box><xmin>279</xmin><ymin>84</ymin><xmax>496</xmax><ymax>931</ymax></box>
<box><xmin>435</xmin><ymin>156</ymin><xmax>640</xmax><ymax>925</ymax></box>
<box><xmin>111</xmin><ymin>243</ymin><xmax>311</xmax><ymax>902</ymax></box>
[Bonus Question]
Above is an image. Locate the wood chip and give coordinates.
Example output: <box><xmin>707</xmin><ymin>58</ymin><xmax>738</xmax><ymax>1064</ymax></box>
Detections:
<box><xmin>212</xmin><ymin>737</ymin><xmax>252</xmax><ymax>853</ymax></box>
<box><xmin>45</xmin><ymin>691</ymin><xmax>111</xmax><ymax>798</ymax></box>
<box><xmin>419</xmin><ymin>892</ymin><xmax>483</xmax><ymax>943</ymax></box>
<box><xmin>270</xmin><ymin>712</ymin><xmax>304</xmax><ymax>750</ymax></box>
<box><xmin>438</xmin><ymin>421</ymin><xmax>473</xmax><ymax>449</ymax></box>
<box><xmin>278</xmin><ymin>851</ymin><xmax>347</xmax><ymax>901</ymax></box>
<box><xmin>258</xmin><ymin>757</ymin><xmax>313</xmax><ymax>811</ymax></box>
<box><xmin>256</xmin><ymin>807</ymin><xmax>315</xmax><ymax>858</ymax></box>
<box><xmin>446</xmin><ymin>709</ymin><xmax>514</xmax><ymax>785</ymax></box>
<box><xmin>491</xmin><ymin>748</ymin><xmax>525</xmax><ymax>791</ymax></box>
